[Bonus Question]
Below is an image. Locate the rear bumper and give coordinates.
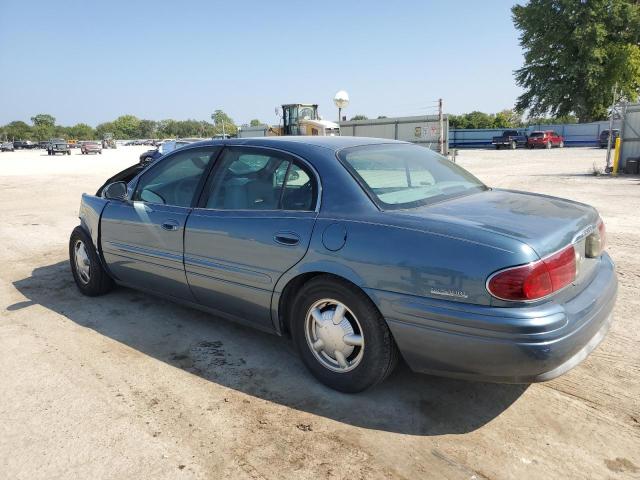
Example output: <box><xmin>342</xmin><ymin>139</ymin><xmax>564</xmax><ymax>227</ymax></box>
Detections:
<box><xmin>368</xmin><ymin>253</ymin><xmax>617</xmax><ymax>383</ymax></box>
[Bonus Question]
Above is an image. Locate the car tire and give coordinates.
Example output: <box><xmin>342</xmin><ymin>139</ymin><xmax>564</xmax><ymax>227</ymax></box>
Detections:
<box><xmin>559</xmin><ymin>140</ymin><xmax>564</xmax><ymax>148</ymax></box>
<box><xmin>290</xmin><ymin>275</ymin><xmax>399</xmax><ymax>393</ymax></box>
<box><xmin>546</xmin><ymin>141</ymin><xmax>552</xmax><ymax>149</ymax></box>
<box><xmin>69</xmin><ymin>226</ymin><xmax>114</xmax><ymax>296</ymax></box>
<box><xmin>495</xmin><ymin>145</ymin><xmax>500</xmax><ymax>150</ymax></box>
<box><xmin>510</xmin><ymin>140</ymin><xmax>517</xmax><ymax>150</ymax></box>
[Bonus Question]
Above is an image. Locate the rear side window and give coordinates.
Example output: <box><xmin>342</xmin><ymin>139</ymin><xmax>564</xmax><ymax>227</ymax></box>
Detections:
<box><xmin>338</xmin><ymin>144</ymin><xmax>486</xmax><ymax>209</ymax></box>
<box><xmin>204</xmin><ymin>148</ymin><xmax>316</xmax><ymax>211</ymax></box>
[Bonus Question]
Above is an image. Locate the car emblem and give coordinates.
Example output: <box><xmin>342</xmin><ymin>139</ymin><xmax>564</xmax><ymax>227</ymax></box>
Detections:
<box><xmin>430</xmin><ymin>288</ymin><xmax>469</xmax><ymax>299</ymax></box>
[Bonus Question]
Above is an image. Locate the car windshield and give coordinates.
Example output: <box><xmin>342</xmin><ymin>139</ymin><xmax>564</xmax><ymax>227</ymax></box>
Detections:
<box><xmin>338</xmin><ymin>144</ymin><xmax>487</xmax><ymax>209</ymax></box>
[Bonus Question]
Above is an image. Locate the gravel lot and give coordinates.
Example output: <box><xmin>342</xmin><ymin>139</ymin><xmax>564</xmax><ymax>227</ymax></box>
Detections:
<box><xmin>0</xmin><ymin>146</ymin><xmax>638</xmax><ymax>479</ymax></box>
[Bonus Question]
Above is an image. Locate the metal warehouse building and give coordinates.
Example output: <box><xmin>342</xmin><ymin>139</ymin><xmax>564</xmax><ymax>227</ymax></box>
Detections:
<box><xmin>620</xmin><ymin>102</ymin><xmax>640</xmax><ymax>170</ymax></box>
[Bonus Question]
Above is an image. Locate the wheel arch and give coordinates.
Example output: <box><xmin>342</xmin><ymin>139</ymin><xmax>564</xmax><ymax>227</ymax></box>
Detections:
<box><xmin>272</xmin><ymin>263</ymin><xmax>373</xmax><ymax>336</ymax></box>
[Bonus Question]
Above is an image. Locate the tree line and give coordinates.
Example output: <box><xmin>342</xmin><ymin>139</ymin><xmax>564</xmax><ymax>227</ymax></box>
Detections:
<box><xmin>0</xmin><ymin>111</ymin><xmax>241</xmax><ymax>142</ymax></box>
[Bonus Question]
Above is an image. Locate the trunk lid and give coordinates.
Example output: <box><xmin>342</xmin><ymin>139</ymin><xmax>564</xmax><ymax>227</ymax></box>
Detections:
<box><xmin>397</xmin><ymin>189</ymin><xmax>599</xmax><ymax>258</ymax></box>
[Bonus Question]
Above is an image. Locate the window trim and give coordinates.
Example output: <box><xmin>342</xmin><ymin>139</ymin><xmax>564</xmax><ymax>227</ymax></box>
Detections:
<box><xmin>131</xmin><ymin>145</ymin><xmax>222</xmax><ymax>208</ymax></box>
<box><xmin>196</xmin><ymin>145</ymin><xmax>322</xmax><ymax>213</ymax></box>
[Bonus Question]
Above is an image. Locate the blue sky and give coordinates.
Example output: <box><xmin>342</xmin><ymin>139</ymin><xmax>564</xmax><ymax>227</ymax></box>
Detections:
<box><xmin>0</xmin><ymin>0</ymin><xmax>524</xmax><ymax>126</ymax></box>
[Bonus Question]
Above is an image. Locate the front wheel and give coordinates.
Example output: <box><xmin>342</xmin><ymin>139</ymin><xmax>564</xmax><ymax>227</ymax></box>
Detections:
<box><xmin>546</xmin><ymin>141</ymin><xmax>552</xmax><ymax>149</ymax></box>
<box><xmin>290</xmin><ymin>276</ymin><xmax>399</xmax><ymax>392</ymax></box>
<box><xmin>69</xmin><ymin>226</ymin><xmax>114</xmax><ymax>296</ymax></box>
<box><xmin>510</xmin><ymin>140</ymin><xmax>517</xmax><ymax>150</ymax></box>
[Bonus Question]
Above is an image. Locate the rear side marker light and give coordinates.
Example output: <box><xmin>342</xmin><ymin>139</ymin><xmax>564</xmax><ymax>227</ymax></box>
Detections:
<box><xmin>487</xmin><ymin>244</ymin><xmax>577</xmax><ymax>301</ymax></box>
<box><xmin>586</xmin><ymin>219</ymin><xmax>606</xmax><ymax>258</ymax></box>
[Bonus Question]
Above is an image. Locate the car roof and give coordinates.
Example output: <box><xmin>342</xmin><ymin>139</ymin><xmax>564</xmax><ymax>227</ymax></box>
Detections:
<box><xmin>183</xmin><ymin>136</ymin><xmax>409</xmax><ymax>153</ymax></box>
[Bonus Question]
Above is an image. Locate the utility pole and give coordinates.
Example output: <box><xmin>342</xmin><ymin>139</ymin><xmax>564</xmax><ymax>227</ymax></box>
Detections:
<box><xmin>438</xmin><ymin>98</ymin><xmax>444</xmax><ymax>155</ymax></box>
<box><xmin>606</xmin><ymin>83</ymin><xmax>618</xmax><ymax>172</ymax></box>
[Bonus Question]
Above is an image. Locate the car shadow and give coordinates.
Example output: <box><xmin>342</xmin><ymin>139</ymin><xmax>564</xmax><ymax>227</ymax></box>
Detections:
<box><xmin>10</xmin><ymin>261</ymin><xmax>528</xmax><ymax>436</ymax></box>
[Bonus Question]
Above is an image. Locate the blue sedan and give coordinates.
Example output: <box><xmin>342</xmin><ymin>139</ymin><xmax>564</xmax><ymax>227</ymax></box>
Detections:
<box><xmin>70</xmin><ymin>137</ymin><xmax>617</xmax><ymax>392</ymax></box>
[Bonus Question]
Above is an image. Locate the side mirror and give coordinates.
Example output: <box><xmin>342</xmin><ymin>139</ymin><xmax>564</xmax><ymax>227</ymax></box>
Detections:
<box><xmin>103</xmin><ymin>181</ymin><xmax>128</xmax><ymax>201</ymax></box>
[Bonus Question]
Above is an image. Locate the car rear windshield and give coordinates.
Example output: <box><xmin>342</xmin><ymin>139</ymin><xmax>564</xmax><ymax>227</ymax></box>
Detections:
<box><xmin>338</xmin><ymin>144</ymin><xmax>487</xmax><ymax>209</ymax></box>
<box><xmin>529</xmin><ymin>132</ymin><xmax>544</xmax><ymax>138</ymax></box>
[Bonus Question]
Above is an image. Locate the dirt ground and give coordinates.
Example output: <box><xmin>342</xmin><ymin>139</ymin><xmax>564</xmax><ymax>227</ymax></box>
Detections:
<box><xmin>0</xmin><ymin>145</ymin><xmax>638</xmax><ymax>480</ymax></box>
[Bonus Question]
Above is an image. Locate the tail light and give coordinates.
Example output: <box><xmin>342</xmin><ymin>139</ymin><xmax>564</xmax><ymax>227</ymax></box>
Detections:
<box><xmin>487</xmin><ymin>244</ymin><xmax>576</xmax><ymax>301</ymax></box>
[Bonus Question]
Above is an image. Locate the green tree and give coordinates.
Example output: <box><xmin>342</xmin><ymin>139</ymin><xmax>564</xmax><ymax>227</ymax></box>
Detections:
<box><xmin>249</xmin><ymin>119</ymin><xmax>262</xmax><ymax>127</ymax></box>
<box><xmin>30</xmin><ymin>114</ymin><xmax>56</xmax><ymax>127</ymax></box>
<box><xmin>137</xmin><ymin>119</ymin><xmax>157</xmax><ymax>138</ymax></box>
<box><xmin>494</xmin><ymin>109</ymin><xmax>523</xmax><ymax>128</ymax></box>
<box><xmin>30</xmin><ymin>113</ymin><xmax>56</xmax><ymax>140</ymax></box>
<box><xmin>512</xmin><ymin>0</ymin><xmax>640</xmax><ymax>122</ymax></box>
<box><xmin>111</xmin><ymin>115</ymin><xmax>141</xmax><ymax>139</ymax></box>
<box><xmin>350</xmin><ymin>114</ymin><xmax>369</xmax><ymax>121</ymax></box>
<box><xmin>68</xmin><ymin>123</ymin><xmax>96</xmax><ymax>139</ymax></box>
<box><xmin>4</xmin><ymin>121</ymin><xmax>32</xmax><ymax>140</ymax></box>
<box><xmin>211</xmin><ymin>110</ymin><xmax>237</xmax><ymax>136</ymax></box>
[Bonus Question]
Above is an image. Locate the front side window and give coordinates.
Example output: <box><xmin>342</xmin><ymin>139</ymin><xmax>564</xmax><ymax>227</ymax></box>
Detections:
<box><xmin>205</xmin><ymin>148</ymin><xmax>316</xmax><ymax>211</ymax></box>
<box><xmin>338</xmin><ymin>144</ymin><xmax>486</xmax><ymax>209</ymax></box>
<box><xmin>134</xmin><ymin>147</ymin><xmax>216</xmax><ymax>207</ymax></box>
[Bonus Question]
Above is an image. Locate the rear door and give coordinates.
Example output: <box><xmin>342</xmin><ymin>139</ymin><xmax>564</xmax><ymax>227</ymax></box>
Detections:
<box><xmin>184</xmin><ymin>146</ymin><xmax>319</xmax><ymax>331</ymax></box>
<box><xmin>101</xmin><ymin>146</ymin><xmax>219</xmax><ymax>300</ymax></box>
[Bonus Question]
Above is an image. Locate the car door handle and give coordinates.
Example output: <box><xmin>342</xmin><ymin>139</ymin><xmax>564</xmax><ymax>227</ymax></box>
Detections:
<box><xmin>274</xmin><ymin>232</ymin><xmax>300</xmax><ymax>246</ymax></box>
<box><xmin>161</xmin><ymin>220</ymin><xmax>180</xmax><ymax>231</ymax></box>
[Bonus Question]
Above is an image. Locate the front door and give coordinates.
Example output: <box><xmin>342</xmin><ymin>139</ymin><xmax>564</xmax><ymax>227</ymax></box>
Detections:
<box><xmin>101</xmin><ymin>146</ymin><xmax>219</xmax><ymax>300</ymax></box>
<box><xmin>184</xmin><ymin>146</ymin><xmax>319</xmax><ymax>330</ymax></box>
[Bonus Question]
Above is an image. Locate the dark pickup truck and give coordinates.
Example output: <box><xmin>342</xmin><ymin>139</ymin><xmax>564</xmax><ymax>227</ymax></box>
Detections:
<box><xmin>491</xmin><ymin>130</ymin><xmax>528</xmax><ymax>150</ymax></box>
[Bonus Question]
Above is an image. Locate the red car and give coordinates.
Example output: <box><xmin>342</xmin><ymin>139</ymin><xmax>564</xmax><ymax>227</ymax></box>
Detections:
<box><xmin>527</xmin><ymin>130</ymin><xmax>564</xmax><ymax>149</ymax></box>
<box><xmin>81</xmin><ymin>141</ymin><xmax>103</xmax><ymax>155</ymax></box>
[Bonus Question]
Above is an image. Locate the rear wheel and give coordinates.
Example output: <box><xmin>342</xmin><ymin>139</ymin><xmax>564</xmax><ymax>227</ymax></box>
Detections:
<box><xmin>290</xmin><ymin>276</ymin><xmax>399</xmax><ymax>392</ymax></box>
<box><xmin>69</xmin><ymin>226</ymin><xmax>114</xmax><ymax>296</ymax></box>
<box><xmin>510</xmin><ymin>140</ymin><xmax>517</xmax><ymax>150</ymax></box>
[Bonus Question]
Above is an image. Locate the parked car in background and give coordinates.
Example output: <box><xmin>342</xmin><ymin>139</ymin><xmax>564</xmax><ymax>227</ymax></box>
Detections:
<box><xmin>491</xmin><ymin>130</ymin><xmax>528</xmax><ymax>150</ymax></box>
<box><xmin>13</xmin><ymin>140</ymin><xmax>37</xmax><ymax>149</ymax></box>
<box><xmin>47</xmin><ymin>138</ymin><xmax>71</xmax><ymax>155</ymax></box>
<box><xmin>38</xmin><ymin>141</ymin><xmax>49</xmax><ymax>149</ymax></box>
<box><xmin>599</xmin><ymin>129</ymin><xmax>620</xmax><ymax>149</ymax></box>
<box><xmin>68</xmin><ymin>140</ymin><xmax>81</xmax><ymax>149</ymax></box>
<box><xmin>80</xmin><ymin>141</ymin><xmax>103</xmax><ymax>154</ymax></box>
<box><xmin>70</xmin><ymin>137</ymin><xmax>616</xmax><ymax>392</ymax></box>
<box><xmin>1</xmin><ymin>141</ymin><xmax>15</xmax><ymax>152</ymax></box>
<box><xmin>138</xmin><ymin>139</ymin><xmax>202</xmax><ymax>164</ymax></box>
<box><xmin>527</xmin><ymin>130</ymin><xmax>564</xmax><ymax>149</ymax></box>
